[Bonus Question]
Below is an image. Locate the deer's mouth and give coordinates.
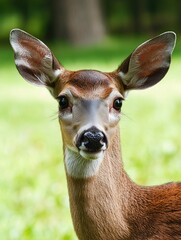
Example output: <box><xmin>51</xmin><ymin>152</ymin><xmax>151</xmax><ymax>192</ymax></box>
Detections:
<box><xmin>79</xmin><ymin>148</ymin><xmax>106</xmax><ymax>161</ymax></box>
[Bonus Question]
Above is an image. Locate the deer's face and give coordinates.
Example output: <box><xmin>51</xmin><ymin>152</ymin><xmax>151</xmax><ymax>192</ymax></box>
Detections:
<box><xmin>56</xmin><ymin>70</ymin><xmax>124</xmax><ymax>161</ymax></box>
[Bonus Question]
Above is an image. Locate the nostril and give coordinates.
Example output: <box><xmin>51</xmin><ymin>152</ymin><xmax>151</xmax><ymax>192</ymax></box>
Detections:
<box><xmin>77</xmin><ymin>127</ymin><xmax>107</xmax><ymax>152</ymax></box>
<box><xmin>83</xmin><ymin>131</ymin><xmax>104</xmax><ymax>151</ymax></box>
<box><xmin>84</xmin><ymin>131</ymin><xmax>104</xmax><ymax>143</ymax></box>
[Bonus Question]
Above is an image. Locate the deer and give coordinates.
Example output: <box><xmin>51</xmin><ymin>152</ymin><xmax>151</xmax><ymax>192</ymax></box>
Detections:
<box><xmin>10</xmin><ymin>29</ymin><xmax>181</xmax><ymax>240</ymax></box>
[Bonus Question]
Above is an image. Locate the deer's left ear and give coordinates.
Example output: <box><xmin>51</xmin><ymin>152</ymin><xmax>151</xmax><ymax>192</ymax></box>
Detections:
<box><xmin>116</xmin><ymin>32</ymin><xmax>176</xmax><ymax>90</ymax></box>
<box><xmin>10</xmin><ymin>29</ymin><xmax>64</xmax><ymax>88</ymax></box>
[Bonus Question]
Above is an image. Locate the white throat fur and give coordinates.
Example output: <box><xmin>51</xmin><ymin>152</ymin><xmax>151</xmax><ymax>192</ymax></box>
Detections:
<box><xmin>64</xmin><ymin>148</ymin><xmax>103</xmax><ymax>178</ymax></box>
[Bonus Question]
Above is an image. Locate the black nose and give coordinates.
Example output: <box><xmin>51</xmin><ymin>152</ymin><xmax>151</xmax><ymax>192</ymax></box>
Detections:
<box><xmin>76</xmin><ymin>127</ymin><xmax>107</xmax><ymax>152</ymax></box>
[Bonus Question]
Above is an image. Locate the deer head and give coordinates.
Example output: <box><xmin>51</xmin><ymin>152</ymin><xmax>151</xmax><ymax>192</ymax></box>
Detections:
<box><xmin>10</xmin><ymin>29</ymin><xmax>176</xmax><ymax>178</ymax></box>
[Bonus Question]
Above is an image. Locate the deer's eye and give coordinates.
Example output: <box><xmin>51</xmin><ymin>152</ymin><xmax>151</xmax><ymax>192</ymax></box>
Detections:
<box><xmin>113</xmin><ymin>98</ymin><xmax>122</xmax><ymax>111</ymax></box>
<box><xmin>58</xmin><ymin>96</ymin><xmax>69</xmax><ymax>110</ymax></box>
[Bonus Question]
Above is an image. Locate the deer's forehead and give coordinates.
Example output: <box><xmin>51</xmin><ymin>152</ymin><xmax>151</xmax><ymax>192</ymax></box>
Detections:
<box><xmin>61</xmin><ymin>70</ymin><xmax>121</xmax><ymax>99</ymax></box>
<box><xmin>68</xmin><ymin>70</ymin><xmax>112</xmax><ymax>87</ymax></box>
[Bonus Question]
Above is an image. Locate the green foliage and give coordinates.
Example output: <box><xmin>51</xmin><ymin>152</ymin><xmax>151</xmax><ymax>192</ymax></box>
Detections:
<box><xmin>1</xmin><ymin>0</ymin><xmax>181</xmax><ymax>42</ymax></box>
<box><xmin>1</xmin><ymin>37</ymin><xmax>181</xmax><ymax>239</ymax></box>
<box><xmin>0</xmin><ymin>0</ymin><xmax>49</xmax><ymax>42</ymax></box>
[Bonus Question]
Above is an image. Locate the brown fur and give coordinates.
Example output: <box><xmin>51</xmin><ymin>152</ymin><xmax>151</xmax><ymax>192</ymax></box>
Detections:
<box><xmin>66</xmin><ymin>129</ymin><xmax>181</xmax><ymax>240</ymax></box>
<box><xmin>54</xmin><ymin>70</ymin><xmax>122</xmax><ymax>99</ymax></box>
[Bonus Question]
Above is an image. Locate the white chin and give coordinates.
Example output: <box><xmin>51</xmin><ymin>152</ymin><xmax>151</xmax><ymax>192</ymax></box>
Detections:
<box><xmin>80</xmin><ymin>150</ymin><xmax>105</xmax><ymax>161</ymax></box>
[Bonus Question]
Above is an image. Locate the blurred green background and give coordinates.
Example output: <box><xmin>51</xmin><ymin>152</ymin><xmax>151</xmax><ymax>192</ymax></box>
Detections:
<box><xmin>0</xmin><ymin>0</ymin><xmax>181</xmax><ymax>239</ymax></box>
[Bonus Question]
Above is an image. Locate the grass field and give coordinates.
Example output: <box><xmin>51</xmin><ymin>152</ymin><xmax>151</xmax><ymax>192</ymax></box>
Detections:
<box><xmin>0</xmin><ymin>36</ymin><xmax>181</xmax><ymax>239</ymax></box>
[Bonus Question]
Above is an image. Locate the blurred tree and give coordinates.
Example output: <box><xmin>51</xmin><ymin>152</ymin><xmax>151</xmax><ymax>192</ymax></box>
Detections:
<box><xmin>127</xmin><ymin>0</ymin><xmax>146</xmax><ymax>33</ymax></box>
<box><xmin>49</xmin><ymin>0</ymin><xmax>106</xmax><ymax>45</ymax></box>
<box><xmin>0</xmin><ymin>0</ymin><xmax>181</xmax><ymax>43</ymax></box>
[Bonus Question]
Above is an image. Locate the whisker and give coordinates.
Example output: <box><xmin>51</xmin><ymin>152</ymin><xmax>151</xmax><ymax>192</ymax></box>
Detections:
<box><xmin>49</xmin><ymin>111</ymin><xmax>59</xmax><ymax>121</ymax></box>
<box><xmin>121</xmin><ymin>112</ymin><xmax>133</xmax><ymax>122</ymax></box>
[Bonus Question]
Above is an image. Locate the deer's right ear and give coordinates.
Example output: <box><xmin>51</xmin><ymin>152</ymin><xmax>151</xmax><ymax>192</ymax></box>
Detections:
<box><xmin>10</xmin><ymin>29</ymin><xmax>64</xmax><ymax>88</ymax></box>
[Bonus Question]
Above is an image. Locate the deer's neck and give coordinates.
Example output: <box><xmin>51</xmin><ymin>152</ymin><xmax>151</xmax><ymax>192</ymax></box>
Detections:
<box><xmin>64</xmin><ymin>128</ymin><xmax>138</xmax><ymax>240</ymax></box>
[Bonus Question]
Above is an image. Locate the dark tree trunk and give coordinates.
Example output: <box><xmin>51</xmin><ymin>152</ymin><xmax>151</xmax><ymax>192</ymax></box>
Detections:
<box><xmin>50</xmin><ymin>0</ymin><xmax>106</xmax><ymax>45</ymax></box>
<box><xmin>177</xmin><ymin>0</ymin><xmax>181</xmax><ymax>32</ymax></box>
<box><xmin>127</xmin><ymin>0</ymin><xmax>146</xmax><ymax>33</ymax></box>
